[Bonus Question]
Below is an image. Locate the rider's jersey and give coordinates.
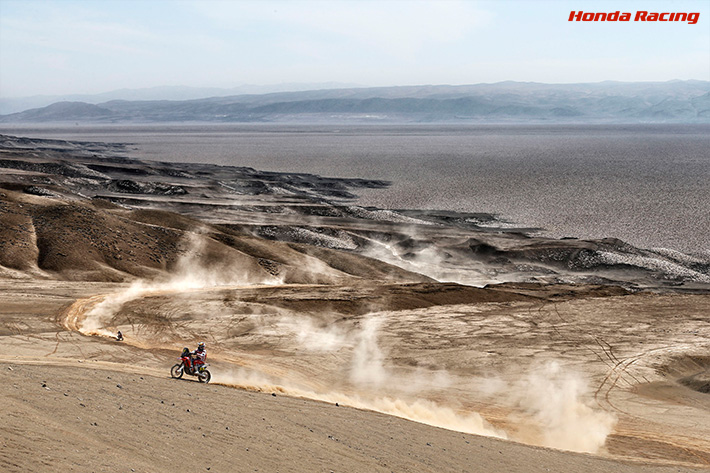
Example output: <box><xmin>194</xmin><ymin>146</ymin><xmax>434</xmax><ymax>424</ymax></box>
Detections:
<box><xmin>193</xmin><ymin>349</ymin><xmax>206</xmax><ymax>363</ymax></box>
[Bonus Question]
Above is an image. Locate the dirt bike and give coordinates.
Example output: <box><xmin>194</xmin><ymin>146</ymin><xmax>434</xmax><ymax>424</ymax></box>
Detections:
<box><xmin>170</xmin><ymin>348</ymin><xmax>211</xmax><ymax>383</ymax></box>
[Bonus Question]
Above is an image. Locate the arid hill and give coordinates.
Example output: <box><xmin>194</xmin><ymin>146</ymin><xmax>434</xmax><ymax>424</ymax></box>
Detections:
<box><xmin>0</xmin><ymin>187</ymin><xmax>427</xmax><ymax>284</ymax></box>
<box><xmin>1</xmin><ymin>134</ymin><xmax>708</xmax><ymax>289</ymax></box>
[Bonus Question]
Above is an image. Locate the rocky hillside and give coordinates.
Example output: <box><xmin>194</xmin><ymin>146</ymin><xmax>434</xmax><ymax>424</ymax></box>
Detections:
<box><xmin>1</xmin><ymin>134</ymin><xmax>708</xmax><ymax>288</ymax></box>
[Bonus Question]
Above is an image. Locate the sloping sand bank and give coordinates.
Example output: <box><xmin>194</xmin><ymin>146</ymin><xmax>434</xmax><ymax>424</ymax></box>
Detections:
<box><xmin>1</xmin><ymin>279</ymin><xmax>709</xmax><ymax>471</ymax></box>
<box><xmin>3</xmin><ymin>362</ymin><xmax>704</xmax><ymax>473</ymax></box>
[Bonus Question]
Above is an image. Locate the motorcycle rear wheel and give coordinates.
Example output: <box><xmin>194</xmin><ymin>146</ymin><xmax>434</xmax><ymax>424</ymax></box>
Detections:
<box><xmin>198</xmin><ymin>369</ymin><xmax>211</xmax><ymax>384</ymax></box>
<box><xmin>170</xmin><ymin>364</ymin><xmax>184</xmax><ymax>379</ymax></box>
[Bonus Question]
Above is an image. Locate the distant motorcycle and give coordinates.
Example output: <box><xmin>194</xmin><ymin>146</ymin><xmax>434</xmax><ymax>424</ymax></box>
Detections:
<box><xmin>170</xmin><ymin>348</ymin><xmax>211</xmax><ymax>383</ymax></box>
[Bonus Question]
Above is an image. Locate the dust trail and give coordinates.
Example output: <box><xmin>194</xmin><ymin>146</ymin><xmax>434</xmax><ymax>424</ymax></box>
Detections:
<box><xmin>65</xmin><ymin>232</ymin><xmax>616</xmax><ymax>454</ymax></box>
<box><xmin>220</xmin><ymin>314</ymin><xmax>615</xmax><ymax>454</ymax></box>
<box><xmin>214</xmin><ymin>360</ymin><xmax>615</xmax><ymax>454</ymax></box>
<box><xmin>214</xmin><ymin>315</ymin><xmax>506</xmax><ymax>439</ymax></box>
<box><xmin>78</xmin><ymin>232</ymin><xmax>283</xmax><ymax>337</ymax></box>
<box><xmin>213</xmin><ymin>367</ymin><xmax>507</xmax><ymax>439</ymax></box>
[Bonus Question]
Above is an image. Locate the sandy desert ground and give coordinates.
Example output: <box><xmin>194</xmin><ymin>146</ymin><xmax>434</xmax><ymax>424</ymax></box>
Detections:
<box><xmin>1</xmin><ymin>134</ymin><xmax>709</xmax><ymax>472</ymax></box>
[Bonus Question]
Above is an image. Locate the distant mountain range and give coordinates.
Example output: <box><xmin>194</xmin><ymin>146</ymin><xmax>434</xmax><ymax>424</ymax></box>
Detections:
<box><xmin>0</xmin><ymin>82</ymin><xmax>362</xmax><ymax>115</ymax></box>
<box><xmin>1</xmin><ymin>80</ymin><xmax>708</xmax><ymax>124</ymax></box>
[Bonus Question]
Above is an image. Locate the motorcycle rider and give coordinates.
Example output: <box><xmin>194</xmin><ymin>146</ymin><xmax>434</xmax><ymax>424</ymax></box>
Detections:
<box><xmin>191</xmin><ymin>342</ymin><xmax>206</xmax><ymax>373</ymax></box>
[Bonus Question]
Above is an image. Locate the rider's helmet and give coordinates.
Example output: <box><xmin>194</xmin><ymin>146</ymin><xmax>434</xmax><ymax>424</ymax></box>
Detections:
<box><xmin>197</xmin><ymin>342</ymin><xmax>205</xmax><ymax>350</ymax></box>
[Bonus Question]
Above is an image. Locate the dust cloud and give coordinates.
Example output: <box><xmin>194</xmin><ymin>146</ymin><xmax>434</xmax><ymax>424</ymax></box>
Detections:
<box><xmin>350</xmin><ymin>317</ymin><xmax>387</xmax><ymax>386</ymax></box>
<box><xmin>219</xmin><ymin>314</ymin><xmax>615</xmax><ymax>453</ymax></box>
<box><xmin>214</xmin><ymin>367</ymin><xmax>507</xmax><ymax>440</ymax></box>
<box><xmin>510</xmin><ymin>361</ymin><xmax>617</xmax><ymax>453</ymax></box>
<box><xmin>75</xmin><ymin>233</ymin><xmax>617</xmax><ymax>454</ymax></box>
<box><xmin>79</xmin><ymin>232</ymin><xmax>282</xmax><ymax>337</ymax></box>
<box><xmin>361</xmin><ymin>236</ymin><xmax>492</xmax><ymax>287</ymax></box>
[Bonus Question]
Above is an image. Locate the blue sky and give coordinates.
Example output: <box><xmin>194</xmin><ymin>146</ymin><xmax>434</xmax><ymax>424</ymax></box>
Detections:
<box><xmin>0</xmin><ymin>0</ymin><xmax>708</xmax><ymax>97</ymax></box>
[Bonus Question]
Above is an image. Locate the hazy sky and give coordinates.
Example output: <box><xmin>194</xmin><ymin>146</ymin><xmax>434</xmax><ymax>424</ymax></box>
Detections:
<box><xmin>0</xmin><ymin>0</ymin><xmax>708</xmax><ymax>98</ymax></box>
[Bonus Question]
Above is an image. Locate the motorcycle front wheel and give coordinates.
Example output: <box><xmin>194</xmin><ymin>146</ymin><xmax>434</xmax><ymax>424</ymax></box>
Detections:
<box><xmin>170</xmin><ymin>363</ymin><xmax>184</xmax><ymax>379</ymax></box>
<box><xmin>198</xmin><ymin>369</ymin><xmax>211</xmax><ymax>384</ymax></box>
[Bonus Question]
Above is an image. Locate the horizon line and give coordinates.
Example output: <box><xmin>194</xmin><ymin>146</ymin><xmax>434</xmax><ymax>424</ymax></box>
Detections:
<box><xmin>2</xmin><ymin>78</ymin><xmax>709</xmax><ymax>101</ymax></box>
